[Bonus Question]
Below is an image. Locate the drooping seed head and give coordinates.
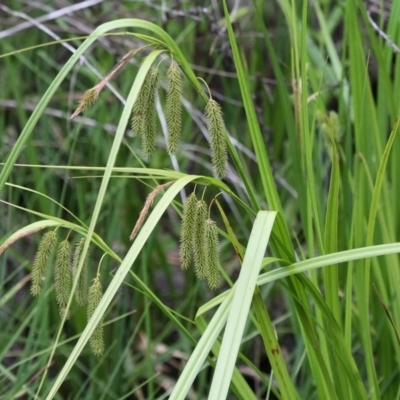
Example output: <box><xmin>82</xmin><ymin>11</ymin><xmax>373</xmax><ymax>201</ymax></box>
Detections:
<box><xmin>205</xmin><ymin>99</ymin><xmax>228</xmax><ymax>179</ymax></box>
<box><xmin>166</xmin><ymin>64</ymin><xmax>183</xmax><ymax>155</ymax></box>
<box><xmin>205</xmin><ymin>218</ymin><xmax>221</xmax><ymax>290</ymax></box>
<box><xmin>54</xmin><ymin>239</ymin><xmax>72</xmax><ymax>319</ymax></box>
<box><xmin>193</xmin><ymin>200</ymin><xmax>208</xmax><ymax>279</ymax></box>
<box><xmin>87</xmin><ymin>276</ymin><xmax>104</xmax><ymax>357</ymax></box>
<box><xmin>179</xmin><ymin>192</ymin><xmax>198</xmax><ymax>269</ymax></box>
<box><xmin>31</xmin><ymin>230</ymin><xmax>58</xmax><ymax>297</ymax></box>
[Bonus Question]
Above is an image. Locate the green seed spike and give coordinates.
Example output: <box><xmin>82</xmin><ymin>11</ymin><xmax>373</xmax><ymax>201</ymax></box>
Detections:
<box><xmin>131</xmin><ymin>82</ymin><xmax>147</xmax><ymax>136</ymax></box>
<box><xmin>205</xmin><ymin>99</ymin><xmax>228</xmax><ymax>178</ymax></box>
<box><xmin>166</xmin><ymin>64</ymin><xmax>183</xmax><ymax>155</ymax></box>
<box><xmin>72</xmin><ymin>238</ymin><xmax>89</xmax><ymax>306</ymax></box>
<box><xmin>31</xmin><ymin>230</ymin><xmax>58</xmax><ymax>296</ymax></box>
<box><xmin>205</xmin><ymin>219</ymin><xmax>221</xmax><ymax>290</ymax></box>
<box><xmin>193</xmin><ymin>200</ymin><xmax>208</xmax><ymax>280</ymax></box>
<box><xmin>141</xmin><ymin>67</ymin><xmax>159</xmax><ymax>158</ymax></box>
<box><xmin>131</xmin><ymin>67</ymin><xmax>153</xmax><ymax>136</ymax></box>
<box><xmin>54</xmin><ymin>239</ymin><xmax>72</xmax><ymax>319</ymax></box>
<box><xmin>179</xmin><ymin>192</ymin><xmax>198</xmax><ymax>269</ymax></box>
<box><xmin>87</xmin><ymin>276</ymin><xmax>104</xmax><ymax>357</ymax></box>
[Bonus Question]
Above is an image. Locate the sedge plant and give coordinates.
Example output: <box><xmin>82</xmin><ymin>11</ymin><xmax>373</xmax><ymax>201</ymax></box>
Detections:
<box><xmin>1</xmin><ymin>0</ymin><xmax>400</xmax><ymax>399</ymax></box>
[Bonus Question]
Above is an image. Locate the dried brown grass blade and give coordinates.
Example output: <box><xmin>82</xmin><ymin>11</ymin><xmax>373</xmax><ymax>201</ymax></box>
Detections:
<box><xmin>129</xmin><ymin>181</ymin><xmax>173</xmax><ymax>241</ymax></box>
<box><xmin>70</xmin><ymin>48</ymin><xmax>142</xmax><ymax>119</ymax></box>
<box><xmin>0</xmin><ymin>225</ymin><xmax>46</xmax><ymax>257</ymax></box>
